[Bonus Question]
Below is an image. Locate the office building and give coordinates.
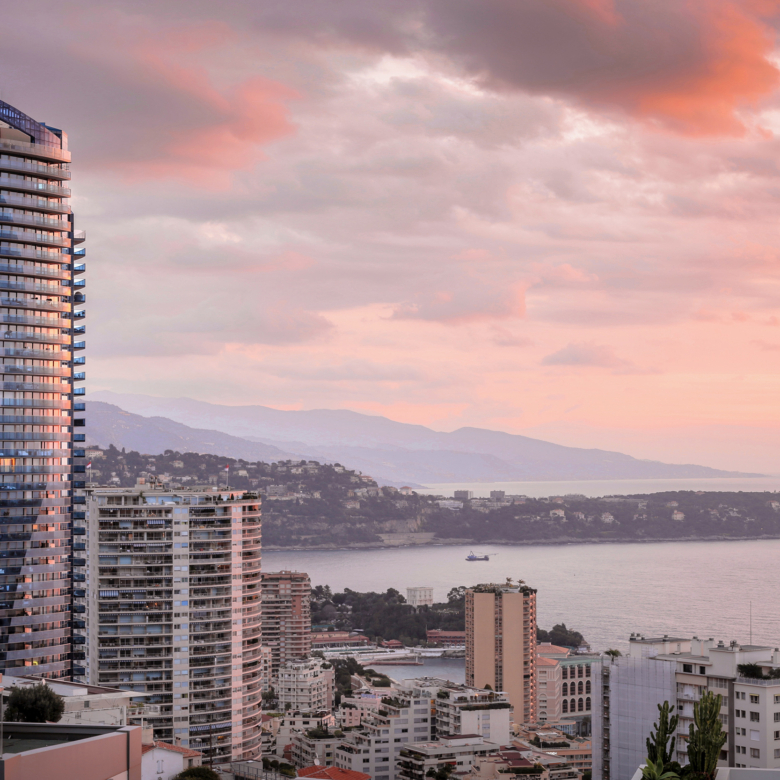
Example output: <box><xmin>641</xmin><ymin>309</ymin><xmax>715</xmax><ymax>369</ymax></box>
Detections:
<box><xmin>454</xmin><ymin>490</ymin><xmax>474</xmax><ymax>501</ymax></box>
<box><xmin>406</xmin><ymin>587</ymin><xmax>433</xmax><ymax>607</ymax></box>
<box><xmin>466</xmin><ymin>582</ymin><xmax>537</xmax><ymax>724</ymax></box>
<box><xmin>0</xmin><ymin>99</ymin><xmax>86</xmax><ymax>677</ymax></box>
<box><xmin>262</xmin><ymin>570</ymin><xmax>312</xmax><ymax>678</ymax></box>
<box><xmin>277</xmin><ymin>658</ymin><xmax>335</xmax><ymax>713</ymax></box>
<box><xmin>82</xmin><ymin>486</ymin><xmax>263</xmax><ymax>764</ymax></box>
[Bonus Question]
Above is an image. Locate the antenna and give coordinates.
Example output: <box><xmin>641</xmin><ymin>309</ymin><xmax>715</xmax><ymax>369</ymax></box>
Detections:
<box><xmin>750</xmin><ymin>601</ymin><xmax>753</xmax><ymax>644</ymax></box>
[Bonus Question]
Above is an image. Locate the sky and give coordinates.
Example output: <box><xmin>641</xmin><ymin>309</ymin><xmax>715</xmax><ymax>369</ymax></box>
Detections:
<box><xmin>3</xmin><ymin>0</ymin><xmax>780</xmax><ymax>473</ymax></box>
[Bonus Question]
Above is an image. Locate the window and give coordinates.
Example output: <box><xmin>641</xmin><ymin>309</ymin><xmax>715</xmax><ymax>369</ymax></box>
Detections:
<box><xmin>586</xmin><ymin>697</ymin><xmax>591</xmax><ymax>711</ymax></box>
<box><xmin>562</xmin><ymin>683</ymin><xmax>568</xmax><ymax>696</ymax></box>
<box><xmin>751</xmin><ymin>695</ymin><xmax>760</xmax><ymax>704</ymax></box>
<box><xmin>751</xmin><ymin>730</ymin><xmax>760</xmax><ymax>741</ymax></box>
<box><xmin>750</xmin><ymin>749</ymin><xmax>760</xmax><ymax>759</ymax></box>
<box><xmin>775</xmin><ymin>749</ymin><xmax>780</xmax><ymax>759</ymax></box>
<box><xmin>700</xmin><ymin>666</ymin><xmax>706</xmax><ymax>675</ymax></box>
<box><xmin>683</xmin><ymin>664</ymin><xmax>693</xmax><ymax>673</ymax></box>
<box><xmin>586</xmin><ymin>680</ymin><xmax>591</xmax><ymax>694</ymax></box>
<box><xmin>578</xmin><ymin>698</ymin><xmax>584</xmax><ymax>712</ymax></box>
<box><xmin>562</xmin><ymin>700</ymin><xmax>568</xmax><ymax>714</ymax></box>
<box><xmin>775</xmin><ymin>713</ymin><xmax>780</xmax><ymax>723</ymax></box>
<box><xmin>775</xmin><ymin>695</ymin><xmax>780</xmax><ymax>704</ymax></box>
<box><xmin>751</xmin><ymin>712</ymin><xmax>760</xmax><ymax>722</ymax></box>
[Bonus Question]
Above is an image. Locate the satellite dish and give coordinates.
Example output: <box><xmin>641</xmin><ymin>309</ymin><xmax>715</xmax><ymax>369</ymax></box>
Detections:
<box><xmin>314</xmin><ymin>758</ymin><xmax>320</xmax><ymax>765</ymax></box>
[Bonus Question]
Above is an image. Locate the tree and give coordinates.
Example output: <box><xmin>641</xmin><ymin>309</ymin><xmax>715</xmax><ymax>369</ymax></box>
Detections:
<box><xmin>5</xmin><ymin>683</ymin><xmax>64</xmax><ymax>723</ymax></box>
<box><xmin>604</xmin><ymin>649</ymin><xmax>622</xmax><ymax>659</ymax></box>
<box><xmin>646</xmin><ymin>702</ymin><xmax>678</xmax><ymax>770</ymax></box>
<box><xmin>173</xmin><ymin>769</ymin><xmax>220</xmax><ymax>780</ymax></box>
<box><xmin>687</xmin><ymin>691</ymin><xmax>727</xmax><ymax>780</ymax></box>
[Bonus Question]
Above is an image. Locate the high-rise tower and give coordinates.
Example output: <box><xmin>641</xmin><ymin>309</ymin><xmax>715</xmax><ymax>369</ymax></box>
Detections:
<box><xmin>465</xmin><ymin>581</ymin><xmax>537</xmax><ymax>724</ymax></box>
<box><xmin>0</xmin><ymin>100</ymin><xmax>85</xmax><ymax>677</ymax></box>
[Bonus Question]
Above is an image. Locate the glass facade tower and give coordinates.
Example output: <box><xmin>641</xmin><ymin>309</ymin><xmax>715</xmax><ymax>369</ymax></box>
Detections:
<box><xmin>0</xmin><ymin>100</ymin><xmax>85</xmax><ymax>677</ymax></box>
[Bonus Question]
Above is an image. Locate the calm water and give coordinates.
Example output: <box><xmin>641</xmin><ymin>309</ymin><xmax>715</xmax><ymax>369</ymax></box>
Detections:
<box><xmin>418</xmin><ymin>477</ymin><xmax>780</xmax><ymax>498</ymax></box>
<box><xmin>264</xmin><ymin>539</ymin><xmax>780</xmax><ymax>653</ymax></box>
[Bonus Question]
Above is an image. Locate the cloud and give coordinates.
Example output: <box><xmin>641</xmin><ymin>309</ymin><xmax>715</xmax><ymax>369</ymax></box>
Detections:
<box><xmin>541</xmin><ymin>342</ymin><xmax>629</xmax><ymax>368</ymax></box>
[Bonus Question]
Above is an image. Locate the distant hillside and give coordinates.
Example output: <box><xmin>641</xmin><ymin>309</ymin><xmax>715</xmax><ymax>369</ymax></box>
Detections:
<box><xmin>86</xmin><ymin>401</ymin><xmax>302</xmax><ymax>463</ymax></box>
<box><xmin>86</xmin><ymin>392</ymin><xmax>763</xmax><ymax>484</ymax></box>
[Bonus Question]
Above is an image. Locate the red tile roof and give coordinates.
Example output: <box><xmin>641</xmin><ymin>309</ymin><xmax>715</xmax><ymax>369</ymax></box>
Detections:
<box><xmin>141</xmin><ymin>741</ymin><xmax>201</xmax><ymax>758</ymax></box>
<box><xmin>298</xmin><ymin>766</ymin><xmax>372</xmax><ymax>780</ymax></box>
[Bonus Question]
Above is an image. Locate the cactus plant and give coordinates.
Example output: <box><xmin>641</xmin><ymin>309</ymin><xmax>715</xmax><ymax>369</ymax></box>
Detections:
<box><xmin>687</xmin><ymin>691</ymin><xmax>727</xmax><ymax>779</ymax></box>
<box><xmin>647</xmin><ymin>701</ymin><xmax>679</xmax><ymax>769</ymax></box>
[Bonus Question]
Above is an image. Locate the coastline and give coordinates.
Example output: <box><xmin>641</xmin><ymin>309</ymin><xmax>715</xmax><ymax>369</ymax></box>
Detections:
<box><xmin>263</xmin><ymin>532</ymin><xmax>780</xmax><ymax>552</ymax></box>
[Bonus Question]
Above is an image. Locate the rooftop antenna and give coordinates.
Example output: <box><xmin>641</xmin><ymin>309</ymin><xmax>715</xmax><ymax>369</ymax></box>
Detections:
<box><xmin>750</xmin><ymin>601</ymin><xmax>753</xmax><ymax>645</ymax></box>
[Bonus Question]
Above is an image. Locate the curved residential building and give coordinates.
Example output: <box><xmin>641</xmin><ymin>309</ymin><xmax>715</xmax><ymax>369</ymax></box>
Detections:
<box><xmin>0</xmin><ymin>100</ymin><xmax>86</xmax><ymax>678</ymax></box>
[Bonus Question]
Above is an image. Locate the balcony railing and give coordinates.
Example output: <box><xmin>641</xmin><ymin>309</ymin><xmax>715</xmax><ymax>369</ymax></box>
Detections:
<box><xmin>0</xmin><ymin>177</ymin><xmax>70</xmax><ymax>197</ymax></box>
<box><xmin>0</xmin><ymin>157</ymin><xmax>71</xmax><ymax>180</ymax></box>
<box><xmin>0</xmin><ymin>138</ymin><xmax>71</xmax><ymax>163</ymax></box>
<box><xmin>0</xmin><ymin>193</ymin><xmax>70</xmax><ymax>215</ymax></box>
<box><xmin>0</xmin><ymin>228</ymin><xmax>70</xmax><ymax>248</ymax></box>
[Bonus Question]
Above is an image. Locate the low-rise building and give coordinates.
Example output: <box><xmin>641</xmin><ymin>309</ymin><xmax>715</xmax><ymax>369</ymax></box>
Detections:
<box><xmin>141</xmin><ymin>734</ymin><xmax>202</xmax><ymax>779</ymax></box>
<box><xmin>404</xmin><ymin>678</ymin><xmax>512</xmax><ymax>745</ymax></box>
<box><xmin>298</xmin><ymin>766</ymin><xmax>372</xmax><ymax>780</ymax></box>
<box><xmin>0</xmin><ymin>723</ymin><xmax>141</xmax><ymax>780</ymax></box>
<box><xmin>426</xmin><ymin>630</ymin><xmax>466</xmax><ymax>647</ymax></box>
<box><xmin>397</xmin><ymin>735</ymin><xmax>500</xmax><ymax>780</ymax></box>
<box><xmin>406</xmin><ymin>587</ymin><xmax>434</xmax><ymax>607</ymax></box>
<box><xmin>4</xmin><ymin>675</ymin><xmax>135</xmax><ymax>726</ymax></box>
<box><xmin>339</xmin><ymin>693</ymin><xmax>383</xmax><ymax>728</ymax></box>
<box><xmin>292</xmin><ymin>729</ymin><xmax>343</xmax><ymax>768</ymax></box>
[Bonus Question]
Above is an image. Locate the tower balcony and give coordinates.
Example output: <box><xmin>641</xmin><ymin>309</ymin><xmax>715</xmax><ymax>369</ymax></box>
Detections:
<box><xmin>0</xmin><ymin>176</ymin><xmax>70</xmax><ymax>198</ymax></box>
<box><xmin>0</xmin><ymin>228</ymin><xmax>71</xmax><ymax>249</ymax></box>
<box><xmin>0</xmin><ymin>192</ymin><xmax>71</xmax><ymax>216</ymax></box>
<box><xmin>0</xmin><ymin>157</ymin><xmax>71</xmax><ymax>181</ymax></box>
<box><xmin>0</xmin><ymin>211</ymin><xmax>70</xmax><ymax>231</ymax></box>
<box><xmin>0</xmin><ymin>139</ymin><xmax>71</xmax><ymax>164</ymax></box>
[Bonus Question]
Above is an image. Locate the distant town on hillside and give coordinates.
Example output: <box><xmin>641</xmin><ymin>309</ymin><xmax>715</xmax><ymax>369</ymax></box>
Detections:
<box><xmin>84</xmin><ymin>445</ymin><xmax>780</xmax><ymax>549</ymax></box>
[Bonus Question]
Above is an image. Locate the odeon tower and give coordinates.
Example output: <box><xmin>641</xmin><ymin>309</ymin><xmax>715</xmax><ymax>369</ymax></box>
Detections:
<box><xmin>0</xmin><ymin>100</ymin><xmax>86</xmax><ymax>677</ymax></box>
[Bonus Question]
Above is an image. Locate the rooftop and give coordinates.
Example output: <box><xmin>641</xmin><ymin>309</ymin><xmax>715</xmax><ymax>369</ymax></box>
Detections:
<box><xmin>141</xmin><ymin>741</ymin><xmax>201</xmax><ymax>758</ymax></box>
<box><xmin>298</xmin><ymin>766</ymin><xmax>371</xmax><ymax>780</ymax></box>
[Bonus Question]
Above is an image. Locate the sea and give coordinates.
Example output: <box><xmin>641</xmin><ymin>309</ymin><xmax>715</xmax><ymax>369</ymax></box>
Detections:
<box><xmin>264</xmin><ymin>538</ymin><xmax>780</xmax><ymax>673</ymax></box>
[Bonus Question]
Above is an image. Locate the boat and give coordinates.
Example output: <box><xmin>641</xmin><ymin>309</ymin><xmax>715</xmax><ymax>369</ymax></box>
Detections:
<box><xmin>465</xmin><ymin>551</ymin><xmax>494</xmax><ymax>561</ymax></box>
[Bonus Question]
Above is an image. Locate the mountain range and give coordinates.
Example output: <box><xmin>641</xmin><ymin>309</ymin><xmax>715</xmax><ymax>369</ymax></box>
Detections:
<box><xmin>85</xmin><ymin>391</ymin><xmax>762</xmax><ymax>486</ymax></box>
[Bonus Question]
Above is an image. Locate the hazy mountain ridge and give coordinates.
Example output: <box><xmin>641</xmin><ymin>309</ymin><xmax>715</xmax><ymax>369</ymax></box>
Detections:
<box><xmin>85</xmin><ymin>392</ymin><xmax>763</xmax><ymax>485</ymax></box>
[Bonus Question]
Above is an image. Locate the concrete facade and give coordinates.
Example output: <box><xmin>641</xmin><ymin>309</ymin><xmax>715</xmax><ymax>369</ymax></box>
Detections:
<box><xmin>465</xmin><ymin>582</ymin><xmax>537</xmax><ymax>724</ymax></box>
<box><xmin>278</xmin><ymin>659</ymin><xmax>336</xmax><ymax>713</ymax></box>
<box><xmin>406</xmin><ymin>588</ymin><xmax>434</xmax><ymax>607</ymax></box>
<box><xmin>82</xmin><ymin>486</ymin><xmax>263</xmax><ymax>764</ymax></box>
<box><xmin>262</xmin><ymin>571</ymin><xmax>312</xmax><ymax>680</ymax></box>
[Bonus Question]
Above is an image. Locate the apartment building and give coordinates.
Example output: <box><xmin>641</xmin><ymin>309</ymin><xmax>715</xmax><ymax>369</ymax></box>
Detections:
<box><xmin>397</xmin><ymin>735</ymin><xmax>500</xmax><ymax>780</ymax></box>
<box><xmin>0</xmin><ymin>99</ymin><xmax>87</xmax><ymax>677</ymax></box>
<box><xmin>335</xmin><ymin>690</ymin><xmax>433</xmax><ymax>780</ymax></box>
<box><xmin>593</xmin><ymin>634</ymin><xmax>780</xmax><ymax>780</ymax></box>
<box><xmin>466</xmin><ymin>582</ymin><xmax>537</xmax><ymax>723</ymax></box>
<box><xmin>277</xmin><ymin>659</ymin><xmax>335</xmax><ymax>713</ymax></box>
<box><xmin>293</xmin><ymin>730</ymin><xmax>342</xmax><ymax>768</ymax></box>
<box><xmin>406</xmin><ymin>588</ymin><xmax>434</xmax><ymax>607</ymax></box>
<box><xmin>3</xmin><ymin>675</ymin><xmax>134</xmax><ymax>726</ymax></box>
<box><xmin>403</xmin><ymin>678</ymin><xmax>512</xmax><ymax>745</ymax></box>
<box><xmin>81</xmin><ymin>487</ymin><xmax>263</xmax><ymax>764</ymax></box>
<box><xmin>262</xmin><ymin>571</ymin><xmax>312</xmax><ymax>679</ymax></box>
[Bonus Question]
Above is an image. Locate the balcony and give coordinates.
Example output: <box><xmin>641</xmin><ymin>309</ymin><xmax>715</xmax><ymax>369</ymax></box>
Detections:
<box><xmin>0</xmin><ymin>245</ymin><xmax>68</xmax><ymax>265</ymax></box>
<box><xmin>0</xmin><ymin>138</ymin><xmax>71</xmax><ymax>164</ymax></box>
<box><xmin>0</xmin><ymin>211</ymin><xmax>69</xmax><ymax>231</ymax></box>
<box><xmin>0</xmin><ymin>157</ymin><xmax>71</xmax><ymax>180</ymax></box>
<box><xmin>0</xmin><ymin>177</ymin><xmax>70</xmax><ymax>198</ymax></box>
<box><xmin>0</xmin><ymin>228</ymin><xmax>70</xmax><ymax>249</ymax></box>
<box><xmin>0</xmin><ymin>192</ymin><xmax>70</xmax><ymax>215</ymax></box>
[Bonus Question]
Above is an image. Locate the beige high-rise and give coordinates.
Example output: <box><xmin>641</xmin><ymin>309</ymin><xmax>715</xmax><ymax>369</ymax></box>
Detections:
<box><xmin>465</xmin><ymin>582</ymin><xmax>537</xmax><ymax>724</ymax></box>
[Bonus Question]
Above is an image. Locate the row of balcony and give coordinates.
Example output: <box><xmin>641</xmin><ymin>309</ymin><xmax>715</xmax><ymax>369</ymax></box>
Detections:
<box><xmin>0</xmin><ymin>176</ymin><xmax>70</xmax><ymax>198</ymax></box>
<box><xmin>0</xmin><ymin>157</ymin><xmax>71</xmax><ymax>181</ymax></box>
<box><xmin>0</xmin><ymin>193</ymin><xmax>70</xmax><ymax>216</ymax></box>
<box><xmin>0</xmin><ymin>139</ymin><xmax>71</xmax><ymax>164</ymax></box>
<box><xmin>0</xmin><ymin>228</ymin><xmax>71</xmax><ymax>249</ymax></box>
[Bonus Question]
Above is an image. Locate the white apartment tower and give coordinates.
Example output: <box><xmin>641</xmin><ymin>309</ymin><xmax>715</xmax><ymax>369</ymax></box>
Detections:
<box><xmin>81</xmin><ymin>486</ymin><xmax>263</xmax><ymax>764</ymax></box>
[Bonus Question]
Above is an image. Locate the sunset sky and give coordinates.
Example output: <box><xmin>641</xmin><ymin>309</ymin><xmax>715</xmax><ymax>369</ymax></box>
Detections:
<box><xmin>4</xmin><ymin>0</ymin><xmax>780</xmax><ymax>473</ymax></box>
